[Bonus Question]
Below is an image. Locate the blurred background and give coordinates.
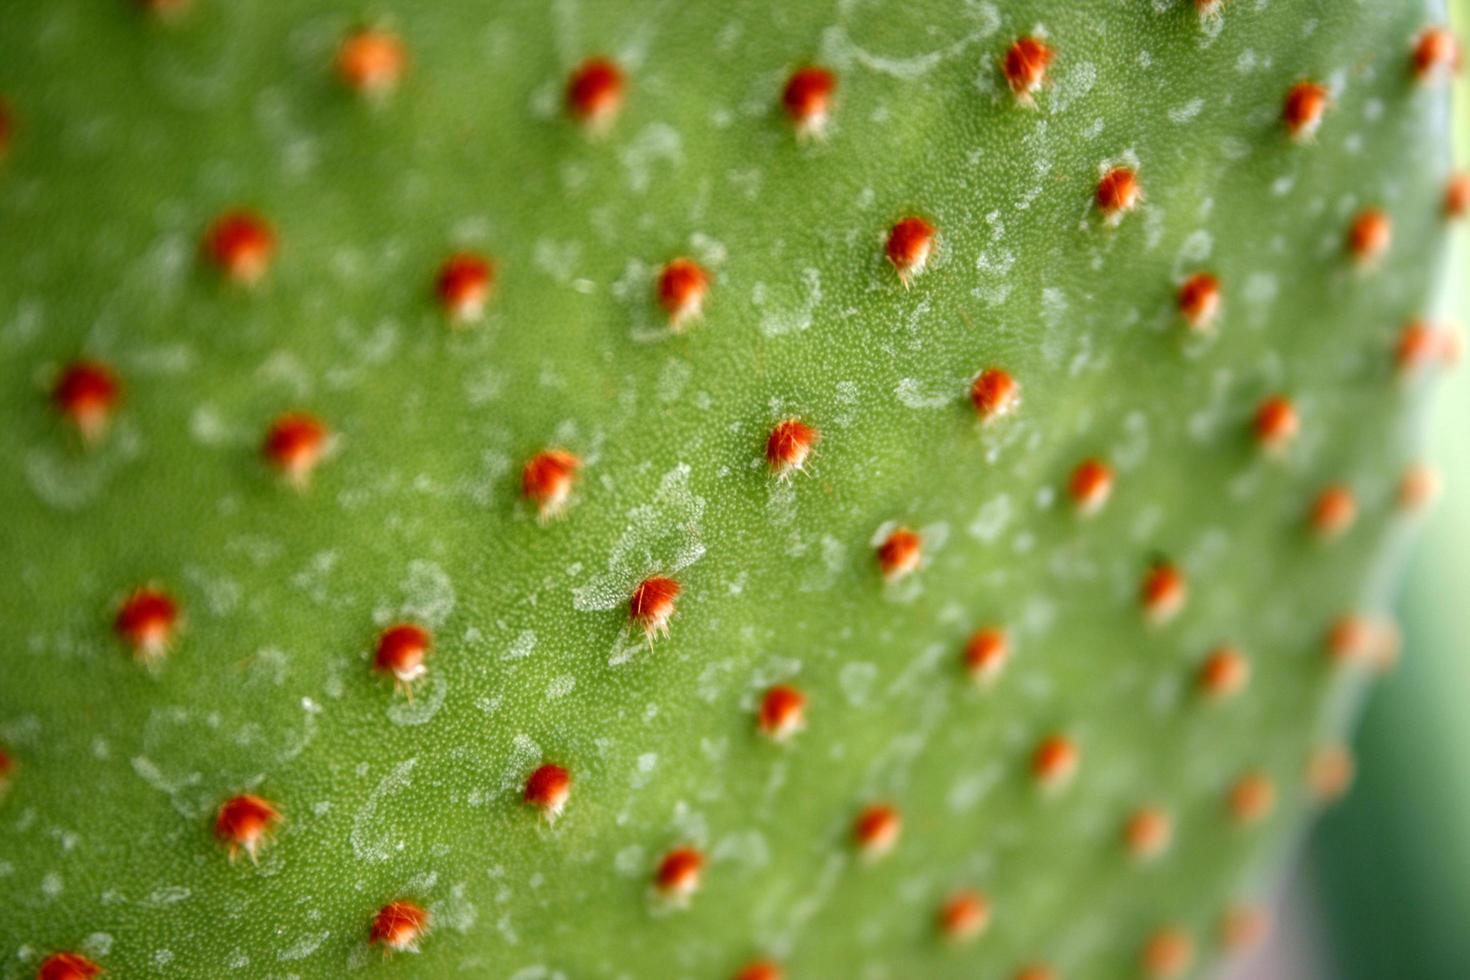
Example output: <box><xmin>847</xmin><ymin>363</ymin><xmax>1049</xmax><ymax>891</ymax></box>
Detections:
<box><xmin>1230</xmin><ymin>10</ymin><xmax>1469</xmax><ymax>976</ymax></box>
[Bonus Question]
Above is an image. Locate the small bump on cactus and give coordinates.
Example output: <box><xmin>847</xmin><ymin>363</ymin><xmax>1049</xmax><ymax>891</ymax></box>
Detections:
<box><xmin>521</xmin><ymin>447</ymin><xmax>581</xmax><ymax>520</ymax></box>
<box><xmin>50</xmin><ymin>361</ymin><xmax>121</xmax><ymax>445</ymax></box>
<box><xmin>1141</xmin><ymin>928</ymin><xmax>1194</xmax><ymax>979</ymax></box>
<box><xmin>629</xmin><ymin>574</ymin><xmax>681</xmax><ymax>640</ymax></box>
<box><xmin>1095</xmin><ymin>166</ymin><xmax>1142</xmax><ymax>224</ymax></box>
<box><xmin>335</xmin><ymin>28</ymin><xmax>407</xmax><ymax>99</ymax></box>
<box><xmin>937</xmin><ymin>890</ymin><xmax>991</xmax><ymax>945</ymax></box>
<box><xmin>780</xmin><ymin>67</ymin><xmax>836</xmax><ymax>140</ymax></box>
<box><xmin>566</xmin><ymin>57</ymin><xmax>626</xmax><ymax>131</ymax></box>
<box><xmin>213</xmin><ymin>793</ymin><xmax>283</xmax><ymax>864</ymax></box>
<box><xmin>764</xmin><ymin>419</ymin><xmax>819</xmax><ymax>480</ymax></box>
<box><xmin>654</xmin><ymin>846</ymin><xmax>705</xmax><ymax>904</ymax></box>
<box><xmin>34</xmin><ymin>953</ymin><xmax>102</xmax><ymax>980</ymax></box>
<box><xmin>201</xmin><ymin>209</ymin><xmax>275</xmax><ymax>285</ymax></box>
<box><xmin>963</xmin><ymin>626</ymin><xmax>1010</xmax><ymax>687</ymax></box>
<box><xmin>373</xmin><ymin>623</ymin><xmax>431</xmax><ymax>695</ymax></box>
<box><xmin>1124</xmin><ymin>806</ymin><xmax>1175</xmax><ymax>863</ymax></box>
<box><xmin>523</xmin><ymin>762</ymin><xmax>571</xmax><ymax>822</ymax></box>
<box><xmin>852</xmin><ymin>802</ymin><xmax>902</xmax><ymax>860</ymax></box>
<box><xmin>884</xmin><ymin>217</ymin><xmax>936</xmax><ymax>285</ymax></box>
<box><xmin>656</xmin><ymin>257</ymin><xmax>712</xmax><ymax>332</ymax></box>
<box><xmin>1002</xmin><ymin>36</ymin><xmax>1053</xmax><ymax>106</ymax></box>
<box><xmin>756</xmin><ymin>684</ymin><xmax>806</xmax><ymax>743</ymax></box>
<box><xmin>1282</xmin><ymin>80</ymin><xmax>1331</xmax><ymax>142</ymax></box>
<box><xmin>434</xmin><ymin>253</ymin><xmax>495</xmax><ymax>326</ymax></box>
<box><xmin>1067</xmin><ymin>457</ymin><xmax>1114</xmax><ymax>517</ymax></box>
<box><xmin>969</xmin><ymin>367</ymin><xmax>1020</xmax><ymax>422</ymax></box>
<box><xmin>1177</xmin><ymin>272</ymin><xmax>1223</xmax><ymax>332</ymax></box>
<box><xmin>113</xmin><ymin>586</ymin><xmax>180</xmax><ymax>664</ymax></box>
<box><xmin>369</xmin><ymin>900</ymin><xmax>430</xmax><ymax>955</ymax></box>
<box><xmin>261</xmin><ymin>411</ymin><xmax>330</xmax><ymax>487</ymax></box>
<box><xmin>1199</xmin><ymin>646</ymin><xmax>1252</xmax><ymax>701</ymax></box>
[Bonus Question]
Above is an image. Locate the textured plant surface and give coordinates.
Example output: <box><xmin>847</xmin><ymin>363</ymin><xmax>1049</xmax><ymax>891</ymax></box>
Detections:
<box><xmin>0</xmin><ymin>1</ymin><xmax>1462</xmax><ymax>978</ymax></box>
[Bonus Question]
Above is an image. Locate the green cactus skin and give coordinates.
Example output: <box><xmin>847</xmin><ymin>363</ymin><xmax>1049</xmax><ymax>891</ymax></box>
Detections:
<box><xmin>0</xmin><ymin>1</ymin><xmax>1461</xmax><ymax>977</ymax></box>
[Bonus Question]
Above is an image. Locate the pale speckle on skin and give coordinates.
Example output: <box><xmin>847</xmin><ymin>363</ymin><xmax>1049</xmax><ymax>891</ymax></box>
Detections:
<box><xmin>431</xmin><ymin>881</ymin><xmax>479</xmax><ymax>934</ymax></box>
<box><xmin>1050</xmin><ymin>61</ymin><xmax>1097</xmax><ymax>114</ymax></box>
<box><xmin>838</xmin><ymin>662</ymin><xmax>878</xmax><ymax>706</ymax></box>
<box><xmin>131</xmin><ymin>755</ymin><xmax>205</xmax><ymax>819</ymax></box>
<box><xmin>505</xmin><ymin>630</ymin><xmax>537</xmax><ymax>661</ymax></box>
<box><xmin>711</xmin><ymin>828</ymin><xmax>771</xmax><ymax>869</ymax></box>
<box><xmin>619</xmin><ymin>124</ymin><xmax>683</xmax><ymax>195</ymax></box>
<box><xmin>758</xmin><ymin>267</ymin><xmax>823</xmax><ymax>337</ymax></box>
<box><xmin>144</xmin><ymin>885</ymin><xmax>190</xmax><ymax>907</ymax></box>
<box><xmin>797</xmin><ymin>534</ymin><xmax>849</xmax><ymax>593</ymax></box>
<box><xmin>350</xmin><ymin>759</ymin><xmax>417</xmax><ymax>862</ymax></box>
<box><xmin>1242</xmin><ymin>272</ymin><xmax>1281</xmax><ymax>321</ymax></box>
<box><xmin>820</xmin><ymin>2</ymin><xmax>999</xmax><ymax>81</ymax></box>
<box><xmin>189</xmin><ymin>403</ymin><xmax>239</xmax><ymax>446</ymax></box>
<box><xmin>387</xmin><ymin>672</ymin><xmax>448</xmax><ymax>726</ymax></box>
<box><xmin>572</xmin><ymin>464</ymin><xmax>707</xmax><ymax>612</ymax></box>
<box><xmin>501</xmin><ymin>734</ymin><xmax>542</xmax><ymax>794</ymax></box>
<box><xmin>391</xmin><ymin>560</ymin><xmax>457</xmax><ymax>628</ymax></box>
<box><xmin>614</xmin><ymin>844</ymin><xmax>647</xmax><ymax>877</ymax></box>
<box><xmin>1220</xmin><ymin>136</ymin><xmax>1252</xmax><ymax>160</ymax></box>
<box><xmin>656</xmin><ymin>357</ymin><xmax>693</xmax><ymax>403</ymax></box>
<box><xmin>278</xmin><ymin>931</ymin><xmax>330</xmax><ymax>962</ymax></box>
<box><xmin>630</xmin><ymin>752</ymin><xmax>658</xmax><ymax>789</ymax></box>
<box><xmin>1168</xmin><ymin>98</ymin><xmax>1205</xmax><ymax>124</ymax></box>
<box><xmin>464</xmin><ymin>366</ymin><xmax>507</xmax><ymax>406</ymax></box>
<box><xmin>532</xmin><ymin>238</ymin><xmax>584</xmax><ymax>284</ymax></box>
<box><xmin>23</xmin><ymin>423</ymin><xmax>141</xmax><ymax>512</ymax></box>
<box><xmin>82</xmin><ymin>934</ymin><xmax>114</xmax><ymax>957</ymax></box>
<box><xmin>1173</xmin><ymin>229</ymin><xmax>1214</xmax><ymax>277</ymax></box>
<box><xmin>947</xmin><ymin>766</ymin><xmax>1002</xmax><ymax>812</ymax></box>
<box><xmin>767</xmin><ymin>477</ymin><xmax>798</xmax><ymax>527</ymax></box>
<box><xmin>968</xmin><ymin>495</ymin><xmax>1013</xmax><ymax>543</ymax></box>
<box><xmin>894</xmin><ymin>377</ymin><xmax>959</xmax><ymax>410</ymax></box>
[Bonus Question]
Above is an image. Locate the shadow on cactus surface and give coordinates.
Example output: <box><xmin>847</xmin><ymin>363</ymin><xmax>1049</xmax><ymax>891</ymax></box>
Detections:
<box><xmin>0</xmin><ymin>1</ymin><xmax>1463</xmax><ymax>978</ymax></box>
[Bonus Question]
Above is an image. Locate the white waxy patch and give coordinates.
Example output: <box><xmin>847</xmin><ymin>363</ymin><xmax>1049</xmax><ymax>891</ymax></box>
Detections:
<box><xmin>1168</xmin><ymin>98</ymin><xmax>1205</xmax><ymax>123</ymax></box>
<box><xmin>350</xmin><ymin>759</ymin><xmax>417</xmax><ymax>862</ymax></box>
<box><xmin>398</xmin><ymin>560</ymin><xmax>456</xmax><ymax>628</ymax></box>
<box><xmin>572</xmin><ymin>464</ymin><xmax>706</xmax><ymax>612</ymax></box>
<box><xmin>505</xmin><ymin>630</ymin><xmax>537</xmax><ymax>661</ymax></box>
<box><xmin>821</xmin><ymin>5</ymin><xmax>1000</xmax><ymax>82</ymax></box>
<box><xmin>387</xmin><ymin>672</ymin><xmax>447</xmax><ymax>726</ymax></box>
<box><xmin>798</xmin><ymin>534</ymin><xmax>849</xmax><ymax>593</ymax></box>
<box><xmin>656</xmin><ymin>358</ymin><xmax>692</xmax><ymax>403</ymax></box>
<box><xmin>619</xmin><ymin>124</ymin><xmax>683</xmax><ymax>194</ymax></box>
<box><xmin>947</xmin><ymin>767</ymin><xmax>1003</xmax><ymax>813</ymax></box>
<box><xmin>277</xmin><ymin>931</ymin><xmax>330</xmax><ymax>962</ymax></box>
<box><xmin>758</xmin><ymin>267</ymin><xmax>823</xmax><ymax>337</ymax></box>
<box><xmin>500</xmin><ymin>734</ymin><xmax>542</xmax><ymax>794</ymax></box>
<box><xmin>630</xmin><ymin>753</ymin><xmax>658</xmax><ymax>789</ymax></box>
<box><xmin>24</xmin><ymin>423</ymin><xmax>141</xmax><ymax>512</ymax></box>
<box><xmin>838</xmin><ymin>662</ymin><xmax>878</xmax><ymax>706</ymax></box>
<box><xmin>895</xmin><ymin>377</ymin><xmax>959</xmax><ymax>410</ymax></box>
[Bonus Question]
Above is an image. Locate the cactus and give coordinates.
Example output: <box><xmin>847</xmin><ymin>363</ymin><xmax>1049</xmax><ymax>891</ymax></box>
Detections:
<box><xmin>0</xmin><ymin>1</ymin><xmax>1461</xmax><ymax>977</ymax></box>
